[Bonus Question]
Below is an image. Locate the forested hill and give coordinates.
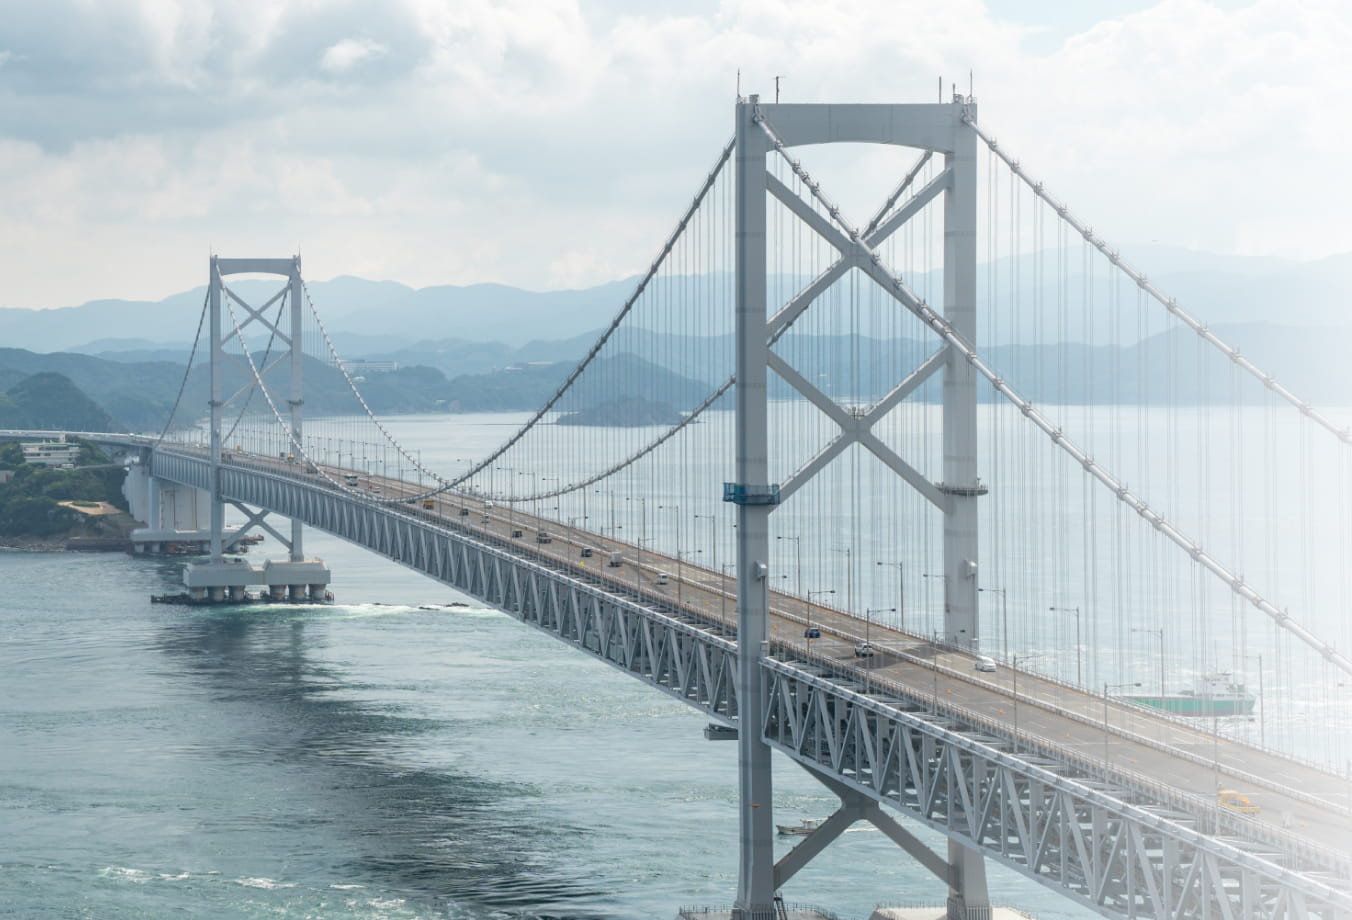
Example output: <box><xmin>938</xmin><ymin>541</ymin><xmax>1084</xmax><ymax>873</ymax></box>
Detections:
<box><xmin>0</xmin><ymin>372</ymin><xmax>120</xmax><ymax>431</ymax></box>
<box><xmin>0</xmin><ymin>347</ymin><xmax>716</xmax><ymax>433</ymax></box>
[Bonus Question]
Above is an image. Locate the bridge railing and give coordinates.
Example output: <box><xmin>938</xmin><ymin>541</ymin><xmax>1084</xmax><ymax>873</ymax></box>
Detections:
<box><xmin>753</xmin><ymin>580</ymin><xmax>1352</xmax><ymax>825</ymax></box>
<box><xmin>765</xmin><ymin>636</ymin><xmax>1352</xmax><ymax>878</ymax></box>
<box><xmin>149</xmin><ymin>443</ymin><xmax>1352</xmax><ymax>877</ymax></box>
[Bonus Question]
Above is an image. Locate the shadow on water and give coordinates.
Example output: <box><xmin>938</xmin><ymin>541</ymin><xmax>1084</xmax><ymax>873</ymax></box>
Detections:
<box><xmin>151</xmin><ymin>605</ymin><xmax>616</xmax><ymax>919</ymax></box>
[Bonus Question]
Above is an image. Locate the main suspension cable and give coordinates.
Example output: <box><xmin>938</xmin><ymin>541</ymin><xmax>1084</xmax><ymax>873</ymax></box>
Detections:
<box><xmin>754</xmin><ymin>105</ymin><xmax>1352</xmax><ymax>679</ymax></box>
<box><xmin>150</xmin><ymin>286</ymin><xmax>209</xmax><ymax>446</ymax></box>
<box><xmin>964</xmin><ymin>113</ymin><xmax>1352</xmax><ymax>448</ymax></box>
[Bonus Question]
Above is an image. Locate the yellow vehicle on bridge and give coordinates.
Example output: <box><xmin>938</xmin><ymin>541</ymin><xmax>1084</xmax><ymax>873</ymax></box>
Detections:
<box><xmin>1218</xmin><ymin>789</ymin><xmax>1260</xmax><ymax>814</ymax></box>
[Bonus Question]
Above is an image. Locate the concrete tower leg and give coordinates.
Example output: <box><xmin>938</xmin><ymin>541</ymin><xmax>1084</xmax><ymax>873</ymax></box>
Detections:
<box><xmin>731</xmin><ymin>94</ymin><xmax>776</xmax><ymax>920</ymax></box>
<box><xmin>208</xmin><ymin>257</ymin><xmax>225</xmax><ymax>563</ymax></box>
<box><xmin>947</xmin><ymin>840</ymin><xmax>991</xmax><ymax>920</ymax></box>
<box><xmin>147</xmin><ymin>476</ymin><xmax>162</xmax><ymax>530</ymax></box>
<box><xmin>287</xmin><ymin>263</ymin><xmax>305</xmax><ymax>563</ymax></box>
<box><xmin>941</xmin><ymin>99</ymin><xmax>982</xmax><ymax>651</ymax></box>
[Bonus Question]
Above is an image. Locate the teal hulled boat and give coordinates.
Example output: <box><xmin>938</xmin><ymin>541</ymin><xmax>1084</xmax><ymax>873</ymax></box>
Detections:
<box><xmin>1117</xmin><ymin>673</ymin><xmax>1256</xmax><ymax>717</ymax></box>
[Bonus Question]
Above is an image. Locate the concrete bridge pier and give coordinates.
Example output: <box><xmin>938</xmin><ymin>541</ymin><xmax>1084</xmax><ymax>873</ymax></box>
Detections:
<box><xmin>946</xmin><ymin>842</ymin><xmax>990</xmax><ymax>920</ymax></box>
<box><xmin>182</xmin><ymin>558</ymin><xmax>331</xmax><ymax>604</ymax></box>
<box><xmin>124</xmin><ymin>460</ymin><xmax>231</xmax><ymax>554</ymax></box>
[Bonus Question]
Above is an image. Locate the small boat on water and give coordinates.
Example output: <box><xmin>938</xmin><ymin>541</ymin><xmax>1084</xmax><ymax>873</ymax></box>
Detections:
<box><xmin>1117</xmin><ymin>673</ymin><xmax>1255</xmax><ymax>717</ymax></box>
<box><xmin>776</xmin><ymin>818</ymin><xmax>825</xmax><ymax>836</ymax></box>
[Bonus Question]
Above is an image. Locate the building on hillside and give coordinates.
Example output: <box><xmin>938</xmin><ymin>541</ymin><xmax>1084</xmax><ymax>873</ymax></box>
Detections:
<box><xmin>22</xmin><ymin>436</ymin><xmax>80</xmax><ymax>469</ymax></box>
<box><xmin>337</xmin><ymin>359</ymin><xmax>398</xmax><ymax>374</ymax></box>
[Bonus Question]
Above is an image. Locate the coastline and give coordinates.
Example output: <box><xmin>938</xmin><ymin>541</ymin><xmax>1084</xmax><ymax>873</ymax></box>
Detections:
<box><xmin>0</xmin><ymin>536</ymin><xmax>76</xmax><ymax>552</ymax></box>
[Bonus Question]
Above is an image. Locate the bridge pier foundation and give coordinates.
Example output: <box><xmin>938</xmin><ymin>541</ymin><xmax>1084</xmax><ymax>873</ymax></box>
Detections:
<box><xmin>945</xmin><ymin>841</ymin><xmax>990</xmax><ymax>920</ymax></box>
<box><xmin>181</xmin><ymin>558</ymin><xmax>332</xmax><ymax>604</ymax></box>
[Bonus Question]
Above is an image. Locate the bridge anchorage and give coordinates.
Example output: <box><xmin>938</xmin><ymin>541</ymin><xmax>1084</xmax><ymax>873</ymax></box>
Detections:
<box><xmin>144</xmin><ymin>256</ymin><xmax>332</xmax><ymax>603</ymax></box>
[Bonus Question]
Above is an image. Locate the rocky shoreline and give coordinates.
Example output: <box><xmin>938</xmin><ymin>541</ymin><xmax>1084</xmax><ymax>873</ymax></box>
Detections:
<box><xmin>0</xmin><ymin>535</ymin><xmax>81</xmax><ymax>552</ymax></box>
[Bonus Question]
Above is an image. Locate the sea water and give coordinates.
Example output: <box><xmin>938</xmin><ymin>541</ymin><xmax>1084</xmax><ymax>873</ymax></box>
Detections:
<box><xmin>0</xmin><ymin>544</ymin><xmax>1102</xmax><ymax>919</ymax></box>
<box><xmin>7</xmin><ymin>402</ymin><xmax>1348</xmax><ymax>918</ymax></box>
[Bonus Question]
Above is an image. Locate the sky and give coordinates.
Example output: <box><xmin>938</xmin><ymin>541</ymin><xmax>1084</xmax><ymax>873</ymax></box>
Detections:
<box><xmin>0</xmin><ymin>0</ymin><xmax>1349</xmax><ymax>310</ymax></box>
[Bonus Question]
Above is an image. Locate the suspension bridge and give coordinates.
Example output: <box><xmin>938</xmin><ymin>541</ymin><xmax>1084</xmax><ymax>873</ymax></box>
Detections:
<box><xmin>11</xmin><ymin>96</ymin><xmax>1352</xmax><ymax>920</ymax></box>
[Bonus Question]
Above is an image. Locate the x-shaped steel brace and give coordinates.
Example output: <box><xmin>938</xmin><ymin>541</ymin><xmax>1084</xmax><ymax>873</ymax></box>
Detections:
<box><xmin>227</xmin><ymin>501</ymin><xmax>292</xmax><ymax>552</ymax></box>
<box><xmin>218</xmin><ymin>347</ymin><xmax>293</xmax><ymax>412</ymax></box>
<box><xmin>220</xmin><ymin>281</ymin><xmax>291</xmax><ymax>349</ymax></box>
<box><xmin>764</xmin><ymin>165</ymin><xmax>955</xmax><ymax>511</ymax></box>
<box><xmin>774</xmin><ymin>763</ymin><xmax>949</xmax><ymax>890</ymax></box>
<box><xmin>215</xmin><ymin>285</ymin><xmax>296</xmax><ymax>411</ymax></box>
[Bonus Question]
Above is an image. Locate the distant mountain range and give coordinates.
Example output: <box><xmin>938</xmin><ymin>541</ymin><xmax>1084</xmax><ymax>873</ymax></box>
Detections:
<box><xmin>0</xmin><ymin>246</ymin><xmax>1345</xmax><ymax>433</ymax></box>
<box><xmin>1</xmin><ymin>244</ymin><xmax>1348</xmax><ymax>359</ymax></box>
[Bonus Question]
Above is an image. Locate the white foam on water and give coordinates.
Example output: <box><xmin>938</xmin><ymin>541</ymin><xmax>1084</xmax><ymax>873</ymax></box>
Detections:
<box><xmin>99</xmin><ymin>866</ymin><xmax>152</xmax><ymax>883</ymax></box>
<box><xmin>236</xmin><ymin>876</ymin><xmax>296</xmax><ymax>889</ymax></box>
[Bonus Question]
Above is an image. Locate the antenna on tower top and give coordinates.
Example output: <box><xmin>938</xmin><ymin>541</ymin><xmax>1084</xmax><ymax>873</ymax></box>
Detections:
<box><xmin>736</xmin><ymin>68</ymin><xmax>742</xmax><ymax>101</ymax></box>
<box><xmin>774</xmin><ymin>75</ymin><xmax>782</xmax><ymax>103</ymax></box>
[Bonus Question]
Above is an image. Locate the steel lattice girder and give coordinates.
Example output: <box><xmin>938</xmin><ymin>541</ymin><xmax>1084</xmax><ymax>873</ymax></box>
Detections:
<box><xmin>150</xmin><ymin>450</ymin><xmax>740</xmax><ymax>721</ymax></box>
<box><xmin>761</xmin><ymin>662</ymin><xmax>1352</xmax><ymax>920</ymax></box>
<box><xmin>146</xmin><ymin>447</ymin><xmax>1352</xmax><ymax>920</ymax></box>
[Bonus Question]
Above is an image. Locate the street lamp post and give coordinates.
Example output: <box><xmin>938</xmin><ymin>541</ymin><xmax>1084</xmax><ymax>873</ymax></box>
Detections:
<box><xmin>778</xmin><ymin>535</ymin><xmax>802</xmax><ymax>600</ymax></box>
<box><xmin>831</xmin><ymin>546</ymin><xmax>853</xmax><ymax>615</ymax></box>
<box><xmin>696</xmin><ymin>513</ymin><xmax>718</xmax><ymax>589</ymax></box>
<box><xmin>626</xmin><ymin>497</ymin><xmax>647</xmax><ymax>590</ymax></box>
<box><xmin>862</xmin><ymin>607</ymin><xmax>895</xmax><ymax>649</ymax></box>
<box><xmin>496</xmin><ymin>467</ymin><xmax>516</xmax><ymax>532</ymax></box>
<box><xmin>1103</xmin><ymin>681</ymin><xmax>1141</xmax><ymax>779</ymax></box>
<box><xmin>1051</xmin><ymin>605</ymin><xmax>1083</xmax><ymax>686</ymax></box>
<box><xmin>595</xmin><ymin>490</ymin><xmax>616</xmax><ymax>538</ymax></box>
<box><xmin>1241</xmin><ymin>653</ymin><xmax>1266</xmax><ymax>748</ymax></box>
<box><xmin>978</xmin><ymin>586</ymin><xmax>1008</xmax><ymax>661</ymax></box>
<box><xmin>1132</xmin><ymin>627</ymin><xmax>1165</xmax><ymax>702</ymax></box>
<box><xmin>805</xmin><ymin>589</ymin><xmax>834</xmax><ymax>651</ymax></box>
<box><xmin>921</xmin><ymin>572</ymin><xmax>945</xmax><ymax>641</ymax></box>
<box><xmin>876</xmin><ymin>561</ymin><xmax>906</xmax><ymax>632</ymax></box>
<box><xmin>540</xmin><ymin>477</ymin><xmax>560</xmax><ymax>525</ymax></box>
<box><xmin>720</xmin><ymin>563</ymin><xmax>733</xmax><ymax>620</ymax></box>
<box><xmin>659</xmin><ymin>504</ymin><xmax>682</xmax><ymax>601</ymax></box>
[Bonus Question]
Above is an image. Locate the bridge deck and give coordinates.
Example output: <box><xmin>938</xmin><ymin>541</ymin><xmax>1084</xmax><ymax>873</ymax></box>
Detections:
<box><xmin>319</xmin><ymin>456</ymin><xmax>1352</xmax><ymax>867</ymax></box>
<box><xmin>38</xmin><ymin>432</ymin><xmax>1352</xmax><ymax>891</ymax></box>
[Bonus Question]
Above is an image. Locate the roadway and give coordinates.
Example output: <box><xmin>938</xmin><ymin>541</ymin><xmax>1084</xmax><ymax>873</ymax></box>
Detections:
<box><xmin>174</xmin><ymin>446</ymin><xmax>1352</xmax><ymax>872</ymax></box>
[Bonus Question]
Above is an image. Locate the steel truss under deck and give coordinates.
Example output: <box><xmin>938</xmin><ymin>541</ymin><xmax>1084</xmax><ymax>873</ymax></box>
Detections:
<box><xmin>143</xmin><ymin>444</ymin><xmax>1352</xmax><ymax>920</ymax></box>
<box><xmin>764</xmin><ymin>665</ymin><xmax>1350</xmax><ymax>920</ymax></box>
<box><xmin>150</xmin><ymin>448</ymin><xmax>741</xmax><ymax>719</ymax></box>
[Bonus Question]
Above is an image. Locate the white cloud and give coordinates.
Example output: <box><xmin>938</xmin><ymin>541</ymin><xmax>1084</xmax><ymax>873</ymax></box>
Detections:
<box><xmin>0</xmin><ymin>0</ymin><xmax>1349</xmax><ymax>310</ymax></box>
<box><xmin>320</xmin><ymin>37</ymin><xmax>389</xmax><ymax>74</ymax></box>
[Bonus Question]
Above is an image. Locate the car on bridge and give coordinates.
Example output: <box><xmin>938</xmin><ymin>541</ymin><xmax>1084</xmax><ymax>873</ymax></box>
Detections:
<box><xmin>854</xmin><ymin>641</ymin><xmax>876</xmax><ymax>658</ymax></box>
<box><xmin>1218</xmin><ymin>789</ymin><xmax>1260</xmax><ymax>814</ymax></box>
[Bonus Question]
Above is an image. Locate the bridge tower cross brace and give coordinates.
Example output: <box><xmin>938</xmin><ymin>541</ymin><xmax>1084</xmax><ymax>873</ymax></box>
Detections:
<box><xmin>728</xmin><ymin>96</ymin><xmax>985</xmax><ymax>918</ymax></box>
<box><xmin>207</xmin><ymin>256</ymin><xmax>306</xmax><ymax>564</ymax></box>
